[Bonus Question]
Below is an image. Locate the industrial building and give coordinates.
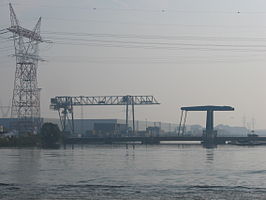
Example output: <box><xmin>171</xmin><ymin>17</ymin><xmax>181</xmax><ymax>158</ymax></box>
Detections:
<box><xmin>0</xmin><ymin>118</ymin><xmax>185</xmax><ymax>137</ymax></box>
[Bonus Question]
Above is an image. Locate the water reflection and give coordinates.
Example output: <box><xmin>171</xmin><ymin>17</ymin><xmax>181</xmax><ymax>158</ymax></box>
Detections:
<box><xmin>205</xmin><ymin>148</ymin><xmax>215</xmax><ymax>164</ymax></box>
<box><xmin>125</xmin><ymin>144</ymin><xmax>135</xmax><ymax>160</ymax></box>
<box><xmin>2</xmin><ymin>145</ymin><xmax>266</xmax><ymax>199</ymax></box>
<box><xmin>13</xmin><ymin>149</ymin><xmax>41</xmax><ymax>185</ymax></box>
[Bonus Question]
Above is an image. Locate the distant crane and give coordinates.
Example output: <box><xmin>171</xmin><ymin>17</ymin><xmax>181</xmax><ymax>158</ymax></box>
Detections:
<box><xmin>50</xmin><ymin>95</ymin><xmax>160</xmax><ymax>135</ymax></box>
<box><xmin>178</xmin><ymin>105</ymin><xmax>234</xmax><ymax>143</ymax></box>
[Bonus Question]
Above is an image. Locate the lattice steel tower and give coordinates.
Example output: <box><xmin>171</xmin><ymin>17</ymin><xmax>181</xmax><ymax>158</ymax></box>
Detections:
<box><xmin>8</xmin><ymin>3</ymin><xmax>43</xmax><ymax>133</ymax></box>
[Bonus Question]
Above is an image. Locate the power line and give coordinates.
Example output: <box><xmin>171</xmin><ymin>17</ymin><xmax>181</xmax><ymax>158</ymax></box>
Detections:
<box><xmin>48</xmin><ymin>40</ymin><xmax>266</xmax><ymax>53</ymax></box>
<box><xmin>46</xmin><ymin>37</ymin><xmax>266</xmax><ymax>48</ymax></box>
<box><xmin>42</xmin><ymin>31</ymin><xmax>266</xmax><ymax>43</ymax></box>
<box><xmin>41</xmin><ymin>54</ymin><xmax>266</xmax><ymax>65</ymax></box>
<box><xmin>3</xmin><ymin>24</ymin><xmax>266</xmax><ymax>57</ymax></box>
<box><xmin>39</xmin><ymin>31</ymin><xmax>266</xmax><ymax>52</ymax></box>
<box><xmin>33</xmin><ymin>17</ymin><xmax>266</xmax><ymax>30</ymax></box>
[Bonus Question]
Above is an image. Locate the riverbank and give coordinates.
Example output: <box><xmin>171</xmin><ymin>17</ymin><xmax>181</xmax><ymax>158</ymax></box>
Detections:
<box><xmin>0</xmin><ymin>135</ymin><xmax>40</xmax><ymax>147</ymax></box>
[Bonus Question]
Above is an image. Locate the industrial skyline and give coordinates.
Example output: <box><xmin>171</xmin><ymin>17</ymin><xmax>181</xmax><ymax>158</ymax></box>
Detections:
<box><xmin>1</xmin><ymin>0</ymin><xmax>266</xmax><ymax>128</ymax></box>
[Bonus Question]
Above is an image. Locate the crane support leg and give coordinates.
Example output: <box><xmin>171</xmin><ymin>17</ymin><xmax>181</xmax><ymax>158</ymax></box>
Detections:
<box><xmin>132</xmin><ymin>101</ymin><xmax>135</xmax><ymax>135</ymax></box>
<box><xmin>178</xmin><ymin>110</ymin><xmax>184</xmax><ymax>136</ymax></box>
<box><xmin>126</xmin><ymin>102</ymin><xmax>129</xmax><ymax>134</ymax></box>
<box><xmin>182</xmin><ymin>111</ymin><xmax>187</xmax><ymax>135</ymax></box>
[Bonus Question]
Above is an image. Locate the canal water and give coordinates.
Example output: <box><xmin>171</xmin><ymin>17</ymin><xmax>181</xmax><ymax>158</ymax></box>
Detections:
<box><xmin>1</xmin><ymin>144</ymin><xmax>266</xmax><ymax>199</ymax></box>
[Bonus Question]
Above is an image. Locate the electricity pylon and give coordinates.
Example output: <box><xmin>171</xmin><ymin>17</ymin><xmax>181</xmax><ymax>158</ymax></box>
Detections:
<box><xmin>7</xmin><ymin>3</ymin><xmax>43</xmax><ymax>134</ymax></box>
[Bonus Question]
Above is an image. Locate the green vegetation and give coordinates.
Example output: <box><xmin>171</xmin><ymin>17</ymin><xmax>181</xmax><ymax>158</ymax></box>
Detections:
<box><xmin>0</xmin><ymin>123</ymin><xmax>62</xmax><ymax>148</ymax></box>
<box><xmin>40</xmin><ymin>123</ymin><xmax>62</xmax><ymax>147</ymax></box>
<box><xmin>0</xmin><ymin>134</ymin><xmax>40</xmax><ymax>147</ymax></box>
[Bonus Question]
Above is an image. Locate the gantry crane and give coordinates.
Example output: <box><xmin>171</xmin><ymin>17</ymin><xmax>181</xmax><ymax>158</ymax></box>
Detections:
<box><xmin>178</xmin><ymin>105</ymin><xmax>234</xmax><ymax>142</ymax></box>
<box><xmin>50</xmin><ymin>95</ymin><xmax>160</xmax><ymax>134</ymax></box>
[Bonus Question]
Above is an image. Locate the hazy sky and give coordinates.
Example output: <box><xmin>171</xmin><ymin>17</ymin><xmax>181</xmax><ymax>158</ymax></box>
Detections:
<box><xmin>1</xmin><ymin>0</ymin><xmax>266</xmax><ymax>129</ymax></box>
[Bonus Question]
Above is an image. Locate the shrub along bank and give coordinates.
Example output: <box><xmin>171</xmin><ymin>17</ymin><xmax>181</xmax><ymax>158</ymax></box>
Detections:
<box><xmin>0</xmin><ymin>123</ymin><xmax>62</xmax><ymax>148</ymax></box>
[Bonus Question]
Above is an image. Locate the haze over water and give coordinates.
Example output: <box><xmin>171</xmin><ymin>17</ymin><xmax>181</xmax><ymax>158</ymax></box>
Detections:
<box><xmin>1</xmin><ymin>145</ymin><xmax>266</xmax><ymax>200</ymax></box>
<box><xmin>2</xmin><ymin>1</ymin><xmax>266</xmax><ymax>199</ymax></box>
<box><xmin>2</xmin><ymin>0</ymin><xmax>266</xmax><ymax>128</ymax></box>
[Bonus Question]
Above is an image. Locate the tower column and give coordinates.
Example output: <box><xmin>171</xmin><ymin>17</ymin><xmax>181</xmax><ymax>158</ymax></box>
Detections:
<box><xmin>206</xmin><ymin>110</ymin><xmax>214</xmax><ymax>131</ymax></box>
<box><xmin>205</xmin><ymin>110</ymin><xmax>216</xmax><ymax>143</ymax></box>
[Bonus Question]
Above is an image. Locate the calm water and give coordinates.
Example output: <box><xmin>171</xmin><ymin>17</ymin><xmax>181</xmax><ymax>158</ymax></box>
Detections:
<box><xmin>1</xmin><ymin>144</ymin><xmax>266</xmax><ymax>199</ymax></box>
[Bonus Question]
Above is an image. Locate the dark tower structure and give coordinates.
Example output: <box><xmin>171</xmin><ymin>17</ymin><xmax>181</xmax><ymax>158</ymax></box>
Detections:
<box><xmin>7</xmin><ymin>4</ymin><xmax>43</xmax><ymax>134</ymax></box>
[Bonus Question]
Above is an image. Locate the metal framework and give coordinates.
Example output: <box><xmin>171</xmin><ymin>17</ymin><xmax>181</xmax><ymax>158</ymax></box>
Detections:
<box><xmin>8</xmin><ymin>3</ymin><xmax>43</xmax><ymax>133</ymax></box>
<box><xmin>50</xmin><ymin>95</ymin><xmax>160</xmax><ymax>135</ymax></box>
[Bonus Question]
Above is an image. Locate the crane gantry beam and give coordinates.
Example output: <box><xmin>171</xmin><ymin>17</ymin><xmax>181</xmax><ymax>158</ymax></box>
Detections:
<box><xmin>50</xmin><ymin>95</ymin><xmax>159</xmax><ymax>108</ymax></box>
<box><xmin>50</xmin><ymin>95</ymin><xmax>160</xmax><ymax>135</ymax></box>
